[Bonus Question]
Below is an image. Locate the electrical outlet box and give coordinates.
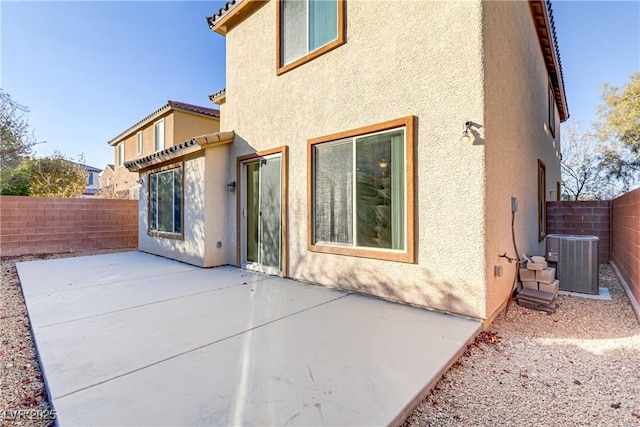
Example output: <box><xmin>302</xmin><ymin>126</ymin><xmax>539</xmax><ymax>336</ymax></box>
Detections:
<box><xmin>511</xmin><ymin>197</ymin><xmax>518</xmax><ymax>213</ymax></box>
<box><xmin>494</xmin><ymin>264</ymin><xmax>503</xmax><ymax>277</ymax></box>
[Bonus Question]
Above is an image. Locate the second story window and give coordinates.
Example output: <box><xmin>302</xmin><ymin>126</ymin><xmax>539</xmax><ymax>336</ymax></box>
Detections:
<box><xmin>548</xmin><ymin>84</ymin><xmax>556</xmax><ymax>137</ymax></box>
<box><xmin>154</xmin><ymin>120</ymin><xmax>165</xmax><ymax>152</ymax></box>
<box><xmin>278</xmin><ymin>0</ymin><xmax>344</xmax><ymax>74</ymax></box>
<box><xmin>118</xmin><ymin>143</ymin><xmax>124</xmax><ymax>167</ymax></box>
<box><xmin>137</xmin><ymin>131</ymin><xmax>143</xmax><ymax>155</ymax></box>
<box><xmin>88</xmin><ymin>172</ymin><xmax>93</xmax><ymax>186</ymax></box>
<box><xmin>538</xmin><ymin>159</ymin><xmax>546</xmax><ymax>241</ymax></box>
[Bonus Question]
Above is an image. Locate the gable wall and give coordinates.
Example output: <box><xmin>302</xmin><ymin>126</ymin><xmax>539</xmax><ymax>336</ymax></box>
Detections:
<box><xmin>483</xmin><ymin>1</ymin><xmax>563</xmax><ymax>321</ymax></box>
<box><xmin>222</xmin><ymin>0</ymin><xmax>490</xmax><ymax>319</ymax></box>
<box><xmin>173</xmin><ymin>111</ymin><xmax>220</xmax><ymax>145</ymax></box>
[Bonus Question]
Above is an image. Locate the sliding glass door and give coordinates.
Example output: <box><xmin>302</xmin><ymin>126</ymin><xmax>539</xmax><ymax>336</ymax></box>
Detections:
<box><xmin>242</xmin><ymin>155</ymin><xmax>282</xmax><ymax>274</ymax></box>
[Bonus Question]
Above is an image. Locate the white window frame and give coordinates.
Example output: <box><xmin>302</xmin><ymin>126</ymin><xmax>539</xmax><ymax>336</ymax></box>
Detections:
<box><xmin>137</xmin><ymin>131</ymin><xmax>143</xmax><ymax>155</ymax></box>
<box><xmin>154</xmin><ymin>119</ymin><xmax>165</xmax><ymax>152</ymax></box>
<box><xmin>118</xmin><ymin>143</ymin><xmax>124</xmax><ymax>167</ymax></box>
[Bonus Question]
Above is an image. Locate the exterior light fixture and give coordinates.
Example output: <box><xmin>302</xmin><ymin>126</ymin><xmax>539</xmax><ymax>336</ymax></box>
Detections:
<box><xmin>461</xmin><ymin>121</ymin><xmax>473</xmax><ymax>143</ymax></box>
<box><xmin>226</xmin><ymin>181</ymin><xmax>236</xmax><ymax>192</ymax></box>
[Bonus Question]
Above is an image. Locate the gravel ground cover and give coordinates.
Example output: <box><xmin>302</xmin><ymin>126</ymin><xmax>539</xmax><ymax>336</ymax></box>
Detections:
<box><xmin>404</xmin><ymin>264</ymin><xmax>640</xmax><ymax>427</ymax></box>
<box><xmin>0</xmin><ymin>250</ymin><xmax>129</xmax><ymax>427</ymax></box>
<box><xmin>2</xmin><ymin>252</ymin><xmax>638</xmax><ymax>426</ymax></box>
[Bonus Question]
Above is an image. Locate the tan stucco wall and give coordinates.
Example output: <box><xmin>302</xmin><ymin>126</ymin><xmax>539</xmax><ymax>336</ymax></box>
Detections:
<box><xmin>111</xmin><ymin>112</ymin><xmax>172</xmax><ymax>198</ymax></box>
<box><xmin>138</xmin><ymin>146</ymin><xmax>231</xmax><ymax>267</ymax></box>
<box><xmin>111</xmin><ymin>167</ymin><xmax>139</xmax><ymax>199</ymax></box>
<box><xmin>138</xmin><ymin>154</ymin><xmax>207</xmax><ymax>266</ymax></box>
<box><xmin>223</xmin><ymin>0</ymin><xmax>489</xmax><ymax>319</ymax></box>
<box><xmin>219</xmin><ymin>104</ymin><xmax>226</xmax><ymax>130</ymax></box>
<box><xmin>173</xmin><ymin>111</ymin><xmax>220</xmax><ymax>144</ymax></box>
<box><xmin>204</xmin><ymin>145</ymin><xmax>232</xmax><ymax>266</ymax></box>
<box><xmin>115</xmin><ymin>111</ymin><xmax>173</xmax><ymax>163</ymax></box>
<box><xmin>98</xmin><ymin>167</ymin><xmax>115</xmax><ymax>191</ymax></box>
<box><xmin>111</xmin><ymin>111</ymin><xmax>219</xmax><ymax>199</ymax></box>
<box><xmin>483</xmin><ymin>1</ymin><xmax>562</xmax><ymax>321</ymax></box>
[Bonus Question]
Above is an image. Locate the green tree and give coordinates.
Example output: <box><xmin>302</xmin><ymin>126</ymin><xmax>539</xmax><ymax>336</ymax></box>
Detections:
<box><xmin>0</xmin><ymin>90</ymin><xmax>36</xmax><ymax>189</ymax></box>
<box><xmin>0</xmin><ymin>159</ymin><xmax>32</xmax><ymax>196</ymax></box>
<box><xmin>596</xmin><ymin>73</ymin><xmax>640</xmax><ymax>186</ymax></box>
<box><xmin>27</xmin><ymin>152</ymin><xmax>88</xmax><ymax>197</ymax></box>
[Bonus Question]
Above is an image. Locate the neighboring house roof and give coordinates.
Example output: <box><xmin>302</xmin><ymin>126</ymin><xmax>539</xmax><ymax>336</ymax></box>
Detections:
<box><xmin>68</xmin><ymin>161</ymin><xmax>102</xmax><ymax>173</ymax></box>
<box><xmin>209</xmin><ymin>89</ymin><xmax>226</xmax><ymax>105</ymax></box>
<box><xmin>168</xmin><ymin>100</ymin><xmax>220</xmax><ymax>117</ymax></box>
<box><xmin>106</xmin><ymin>164</ymin><xmax>114</xmax><ymax>171</ymax></box>
<box><xmin>107</xmin><ymin>101</ymin><xmax>221</xmax><ymax>146</ymax></box>
<box><xmin>125</xmin><ymin>131</ymin><xmax>235</xmax><ymax>172</ymax></box>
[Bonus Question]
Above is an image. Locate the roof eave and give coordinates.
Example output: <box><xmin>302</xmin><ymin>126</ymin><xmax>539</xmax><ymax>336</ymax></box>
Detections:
<box><xmin>207</xmin><ymin>0</ymin><xmax>268</xmax><ymax>36</ymax></box>
<box><xmin>125</xmin><ymin>131</ymin><xmax>235</xmax><ymax>172</ymax></box>
<box><xmin>107</xmin><ymin>103</ymin><xmax>220</xmax><ymax>147</ymax></box>
<box><xmin>107</xmin><ymin>104</ymin><xmax>172</xmax><ymax>146</ymax></box>
<box><xmin>209</xmin><ymin>89</ymin><xmax>227</xmax><ymax>105</ymax></box>
<box><xmin>172</xmin><ymin>106</ymin><xmax>221</xmax><ymax>120</ymax></box>
<box><xmin>529</xmin><ymin>0</ymin><xmax>569</xmax><ymax>122</ymax></box>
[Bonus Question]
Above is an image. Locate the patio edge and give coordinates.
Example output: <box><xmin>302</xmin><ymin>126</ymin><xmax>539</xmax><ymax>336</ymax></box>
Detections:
<box><xmin>15</xmin><ymin>262</ymin><xmax>60</xmax><ymax>427</ymax></box>
<box><xmin>388</xmin><ymin>322</ymin><xmax>483</xmax><ymax>427</ymax></box>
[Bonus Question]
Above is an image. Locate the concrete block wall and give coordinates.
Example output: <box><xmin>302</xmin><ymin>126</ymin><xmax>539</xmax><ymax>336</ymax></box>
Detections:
<box><xmin>546</xmin><ymin>201</ymin><xmax>611</xmax><ymax>262</ymax></box>
<box><xmin>611</xmin><ymin>188</ymin><xmax>640</xmax><ymax>306</ymax></box>
<box><xmin>0</xmin><ymin>196</ymin><xmax>138</xmax><ymax>256</ymax></box>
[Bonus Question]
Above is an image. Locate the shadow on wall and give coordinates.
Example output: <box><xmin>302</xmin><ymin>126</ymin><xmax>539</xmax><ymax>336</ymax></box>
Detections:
<box><xmin>232</xmin><ymin>130</ymin><xmax>481</xmax><ymax>319</ymax></box>
<box><xmin>290</xmin><ymin>244</ymin><xmax>478</xmax><ymax>319</ymax></box>
<box><xmin>141</xmin><ymin>165</ymin><xmax>207</xmax><ymax>260</ymax></box>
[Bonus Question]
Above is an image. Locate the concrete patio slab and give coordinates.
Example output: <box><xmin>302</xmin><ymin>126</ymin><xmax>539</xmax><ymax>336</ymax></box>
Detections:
<box><xmin>24</xmin><ymin>266</ymin><xmax>269</xmax><ymax>328</ymax></box>
<box><xmin>17</xmin><ymin>252</ymin><xmax>481</xmax><ymax>426</ymax></box>
<box><xmin>18</xmin><ymin>251</ymin><xmax>197</xmax><ymax>296</ymax></box>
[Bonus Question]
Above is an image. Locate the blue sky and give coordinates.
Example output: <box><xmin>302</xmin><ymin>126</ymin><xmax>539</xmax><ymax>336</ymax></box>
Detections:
<box><xmin>1</xmin><ymin>1</ymin><xmax>639</xmax><ymax>170</ymax></box>
<box><xmin>2</xmin><ymin>1</ymin><xmax>228</xmax><ymax>168</ymax></box>
<box><xmin>553</xmin><ymin>1</ymin><xmax>640</xmax><ymax>125</ymax></box>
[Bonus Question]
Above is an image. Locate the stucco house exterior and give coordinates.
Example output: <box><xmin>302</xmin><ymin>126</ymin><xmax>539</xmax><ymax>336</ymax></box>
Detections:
<box><xmin>108</xmin><ymin>100</ymin><xmax>221</xmax><ymax>199</ymax></box>
<box><xmin>126</xmin><ymin>0</ymin><xmax>568</xmax><ymax>325</ymax></box>
<box><xmin>98</xmin><ymin>164</ymin><xmax>115</xmax><ymax>196</ymax></box>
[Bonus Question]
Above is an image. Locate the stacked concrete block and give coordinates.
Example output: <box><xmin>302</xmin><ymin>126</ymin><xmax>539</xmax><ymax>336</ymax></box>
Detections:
<box><xmin>516</xmin><ymin>256</ymin><xmax>559</xmax><ymax>313</ymax></box>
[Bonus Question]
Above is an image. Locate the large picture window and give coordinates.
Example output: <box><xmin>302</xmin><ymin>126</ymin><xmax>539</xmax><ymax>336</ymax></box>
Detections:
<box><xmin>149</xmin><ymin>165</ymin><xmax>183</xmax><ymax>237</ymax></box>
<box><xmin>308</xmin><ymin>116</ymin><xmax>415</xmax><ymax>263</ymax></box>
<box><xmin>277</xmin><ymin>0</ymin><xmax>345</xmax><ymax>75</ymax></box>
